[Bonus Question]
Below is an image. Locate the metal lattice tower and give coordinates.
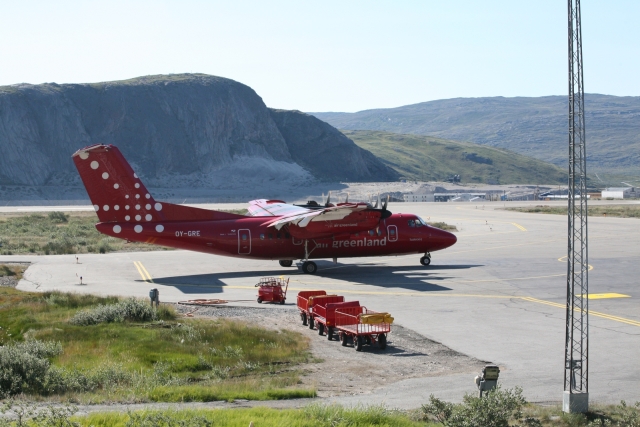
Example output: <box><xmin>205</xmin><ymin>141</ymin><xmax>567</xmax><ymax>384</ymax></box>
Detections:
<box><xmin>564</xmin><ymin>0</ymin><xmax>589</xmax><ymax>413</ymax></box>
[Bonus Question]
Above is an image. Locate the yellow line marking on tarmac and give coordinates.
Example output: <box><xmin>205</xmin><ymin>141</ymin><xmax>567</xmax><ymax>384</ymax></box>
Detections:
<box><xmin>521</xmin><ymin>297</ymin><xmax>640</xmax><ymax>327</ymax></box>
<box><xmin>583</xmin><ymin>293</ymin><xmax>631</xmax><ymax>300</ymax></box>
<box><xmin>557</xmin><ymin>256</ymin><xmax>594</xmax><ymax>271</ymax></box>
<box><xmin>133</xmin><ymin>261</ymin><xmax>154</xmax><ymax>283</ymax></box>
<box><xmin>511</xmin><ymin>222</ymin><xmax>527</xmax><ymax>231</ymax></box>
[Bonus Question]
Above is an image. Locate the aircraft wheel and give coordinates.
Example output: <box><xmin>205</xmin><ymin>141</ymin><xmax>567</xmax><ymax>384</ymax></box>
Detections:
<box><xmin>279</xmin><ymin>260</ymin><xmax>293</xmax><ymax>267</ymax></box>
<box><xmin>420</xmin><ymin>256</ymin><xmax>431</xmax><ymax>266</ymax></box>
<box><xmin>302</xmin><ymin>261</ymin><xmax>318</xmax><ymax>274</ymax></box>
<box><xmin>378</xmin><ymin>334</ymin><xmax>387</xmax><ymax>350</ymax></box>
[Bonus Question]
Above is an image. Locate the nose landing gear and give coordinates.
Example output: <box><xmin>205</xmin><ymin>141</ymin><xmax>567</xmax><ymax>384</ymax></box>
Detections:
<box><xmin>420</xmin><ymin>252</ymin><xmax>432</xmax><ymax>266</ymax></box>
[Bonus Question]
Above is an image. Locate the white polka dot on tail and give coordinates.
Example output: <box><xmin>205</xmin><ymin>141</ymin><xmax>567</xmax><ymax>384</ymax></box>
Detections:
<box><xmin>103</xmin><ymin>205</ymin><xmax>109</xmax><ymax>211</ymax></box>
<box><xmin>134</xmin><ymin>225</ymin><xmax>143</xmax><ymax>233</ymax></box>
<box><xmin>145</xmin><ymin>204</ymin><xmax>151</xmax><ymax>210</ymax></box>
<box><xmin>114</xmin><ymin>205</ymin><xmax>120</xmax><ymax>211</ymax></box>
<box><xmin>79</xmin><ymin>152</ymin><xmax>89</xmax><ymax>160</ymax></box>
<box><xmin>135</xmin><ymin>215</ymin><xmax>141</xmax><ymax>221</ymax></box>
<box><xmin>94</xmin><ymin>205</ymin><xmax>99</xmax><ymax>211</ymax></box>
<box><xmin>114</xmin><ymin>183</ymin><xmax>119</xmax><ymax>189</ymax></box>
<box><xmin>145</xmin><ymin>214</ymin><xmax>152</xmax><ymax>221</ymax></box>
<box><xmin>90</xmin><ymin>161</ymin><xmax>99</xmax><ymax>170</ymax></box>
<box><xmin>125</xmin><ymin>216</ymin><xmax>130</xmax><ymax>221</ymax></box>
<box><xmin>135</xmin><ymin>205</ymin><xmax>140</xmax><ymax>210</ymax></box>
<box><xmin>145</xmin><ymin>194</ymin><xmax>150</xmax><ymax>199</ymax></box>
<box><xmin>156</xmin><ymin>225</ymin><xmax>164</xmax><ymax>233</ymax></box>
<box><xmin>113</xmin><ymin>225</ymin><xmax>121</xmax><ymax>234</ymax></box>
<box><xmin>102</xmin><ymin>172</ymin><xmax>109</xmax><ymax>179</ymax></box>
<box><xmin>155</xmin><ymin>203</ymin><xmax>163</xmax><ymax>211</ymax></box>
<box><xmin>135</xmin><ymin>183</ymin><xmax>140</xmax><ymax>189</ymax></box>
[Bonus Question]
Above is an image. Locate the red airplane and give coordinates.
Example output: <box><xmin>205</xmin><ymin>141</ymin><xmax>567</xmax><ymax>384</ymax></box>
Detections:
<box><xmin>72</xmin><ymin>144</ymin><xmax>457</xmax><ymax>274</ymax></box>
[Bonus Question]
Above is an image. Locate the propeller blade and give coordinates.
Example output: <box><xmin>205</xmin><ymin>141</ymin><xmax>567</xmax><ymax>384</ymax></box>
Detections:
<box><xmin>382</xmin><ymin>195</ymin><xmax>389</xmax><ymax>211</ymax></box>
<box><xmin>345</xmin><ymin>193</ymin><xmax>349</xmax><ymax>203</ymax></box>
<box><xmin>326</xmin><ymin>191</ymin><xmax>331</xmax><ymax>206</ymax></box>
<box><xmin>374</xmin><ymin>194</ymin><xmax>379</xmax><ymax>209</ymax></box>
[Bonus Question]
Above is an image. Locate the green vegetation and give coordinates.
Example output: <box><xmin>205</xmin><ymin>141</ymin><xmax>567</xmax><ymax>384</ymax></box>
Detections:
<box><xmin>428</xmin><ymin>222</ymin><xmax>458</xmax><ymax>232</ymax></box>
<box><xmin>419</xmin><ymin>387</ymin><xmax>640</xmax><ymax>427</ymax></box>
<box><xmin>0</xmin><ymin>212</ymin><xmax>165</xmax><ymax>255</ymax></box>
<box><xmin>505</xmin><ymin>205</ymin><xmax>640</xmax><ymax>219</ymax></box>
<box><xmin>0</xmin><ymin>398</ymin><xmax>638</xmax><ymax>426</ymax></box>
<box><xmin>344</xmin><ymin>129</ymin><xmax>566</xmax><ymax>185</ymax></box>
<box><xmin>0</xmin><ymin>264</ymin><xmax>25</xmax><ymax>280</ymax></box>
<box><xmin>0</xmin><ymin>287</ymin><xmax>313</xmax><ymax>403</ymax></box>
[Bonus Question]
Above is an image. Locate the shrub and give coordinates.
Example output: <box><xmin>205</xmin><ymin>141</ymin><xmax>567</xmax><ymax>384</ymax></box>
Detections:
<box><xmin>69</xmin><ymin>298</ymin><xmax>158</xmax><ymax>326</ymax></box>
<box><xmin>422</xmin><ymin>386</ymin><xmax>532</xmax><ymax>427</ymax></box>
<box><xmin>0</xmin><ymin>340</ymin><xmax>62</xmax><ymax>397</ymax></box>
<box><xmin>47</xmin><ymin>211</ymin><xmax>69</xmax><ymax>223</ymax></box>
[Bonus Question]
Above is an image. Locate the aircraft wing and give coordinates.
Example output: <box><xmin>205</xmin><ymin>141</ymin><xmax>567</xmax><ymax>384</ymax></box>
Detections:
<box><xmin>263</xmin><ymin>203</ymin><xmax>370</xmax><ymax>230</ymax></box>
<box><xmin>247</xmin><ymin>199</ymin><xmax>311</xmax><ymax>217</ymax></box>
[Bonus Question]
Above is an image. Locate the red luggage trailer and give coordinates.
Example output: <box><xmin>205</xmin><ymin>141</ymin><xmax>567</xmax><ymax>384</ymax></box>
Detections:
<box><xmin>335</xmin><ymin>306</ymin><xmax>391</xmax><ymax>351</ymax></box>
<box><xmin>255</xmin><ymin>277</ymin><xmax>289</xmax><ymax>304</ymax></box>
<box><xmin>303</xmin><ymin>294</ymin><xmax>343</xmax><ymax>330</ymax></box>
<box><xmin>312</xmin><ymin>301</ymin><xmax>360</xmax><ymax>340</ymax></box>
<box><xmin>297</xmin><ymin>290</ymin><xmax>326</xmax><ymax>326</ymax></box>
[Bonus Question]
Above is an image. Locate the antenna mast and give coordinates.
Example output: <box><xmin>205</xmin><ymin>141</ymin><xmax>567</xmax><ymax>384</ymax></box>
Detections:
<box><xmin>564</xmin><ymin>0</ymin><xmax>589</xmax><ymax>413</ymax></box>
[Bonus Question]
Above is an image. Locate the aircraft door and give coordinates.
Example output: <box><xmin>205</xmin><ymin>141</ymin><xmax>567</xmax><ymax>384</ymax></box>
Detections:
<box><xmin>238</xmin><ymin>229</ymin><xmax>251</xmax><ymax>254</ymax></box>
<box><xmin>387</xmin><ymin>225</ymin><xmax>398</xmax><ymax>242</ymax></box>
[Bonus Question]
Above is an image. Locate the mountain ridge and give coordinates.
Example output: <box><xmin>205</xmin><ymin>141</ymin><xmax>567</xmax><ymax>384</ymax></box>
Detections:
<box><xmin>311</xmin><ymin>94</ymin><xmax>640</xmax><ymax>176</ymax></box>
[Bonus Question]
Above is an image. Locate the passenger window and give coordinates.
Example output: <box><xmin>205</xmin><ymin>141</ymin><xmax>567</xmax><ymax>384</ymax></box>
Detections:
<box><xmin>242</xmin><ymin>234</ymin><xmax>247</xmax><ymax>241</ymax></box>
<box><xmin>285</xmin><ymin>232</ymin><xmax>290</xmax><ymax>238</ymax></box>
<box><xmin>268</xmin><ymin>233</ymin><xmax>273</xmax><ymax>239</ymax></box>
<box><xmin>390</xmin><ymin>229</ymin><xmax>396</xmax><ymax>235</ymax></box>
<box><xmin>277</xmin><ymin>233</ymin><xmax>281</xmax><ymax>239</ymax></box>
<box><xmin>369</xmin><ymin>230</ymin><xmax>375</xmax><ymax>236</ymax></box>
<box><xmin>377</xmin><ymin>229</ymin><xmax>382</xmax><ymax>236</ymax></box>
<box><xmin>260</xmin><ymin>234</ymin><xmax>265</xmax><ymax>240</ymax></box>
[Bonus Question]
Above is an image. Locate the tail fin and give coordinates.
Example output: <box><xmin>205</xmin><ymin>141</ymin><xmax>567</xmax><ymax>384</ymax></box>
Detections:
<box><xmin>72</xmin><ymin>144</ymin><xmax>242</xmax><ymax>223</ymax></box>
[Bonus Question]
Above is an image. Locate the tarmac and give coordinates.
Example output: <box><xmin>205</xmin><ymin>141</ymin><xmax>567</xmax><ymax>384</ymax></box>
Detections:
<box><xmin>2</xmin><ymin>200</ymin><xmax>639</xmax><ymax>408</ymax></box>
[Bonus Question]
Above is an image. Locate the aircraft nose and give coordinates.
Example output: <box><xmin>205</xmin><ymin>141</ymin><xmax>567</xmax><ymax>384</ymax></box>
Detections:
<box><xmin>431</xmin><ymin>227</ymin><xmax>457</xmax><ymax>250</ymax></box>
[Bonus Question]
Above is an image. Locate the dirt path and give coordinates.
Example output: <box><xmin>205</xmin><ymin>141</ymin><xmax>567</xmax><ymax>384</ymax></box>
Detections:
<box><xmin>176</xmin><ymin>304</ymin><xmax>485</xmax><ymax>399</ymax></box>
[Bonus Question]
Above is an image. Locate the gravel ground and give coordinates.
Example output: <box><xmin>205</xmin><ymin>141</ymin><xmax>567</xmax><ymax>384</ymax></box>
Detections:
<box><xmin>175</xmin><ymin>303</ymin><xmax>485</xmax><ymax>398</ymax></box>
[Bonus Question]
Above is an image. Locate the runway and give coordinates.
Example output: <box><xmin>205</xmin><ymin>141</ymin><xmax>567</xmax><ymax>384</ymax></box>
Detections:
<box><xmin>3</xmin><ymin>200</ymin><xmax>639</xmax><ymax>408</ymax></box>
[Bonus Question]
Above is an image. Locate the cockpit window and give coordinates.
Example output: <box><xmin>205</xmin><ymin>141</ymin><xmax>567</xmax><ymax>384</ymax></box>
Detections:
<box><xmin>408</xmin><ymin>220</ymin><xmax>415</xmax><ymax>227</ymax></box>
<box><xmin>417</xmin><ymin>216</ymin><xmax>429</xmax><ymax>226</ymax></box>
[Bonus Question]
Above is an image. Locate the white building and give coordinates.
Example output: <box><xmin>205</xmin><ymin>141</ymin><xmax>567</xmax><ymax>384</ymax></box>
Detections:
<box><xmin>601</xmin><ymin>187</ymin><xmax>634</xmax><ymax>199</ymax></box>
<box><xmin>404</xmin><ymin>193</ymin><xmax>434</xmax><ymax>202</ymax></box>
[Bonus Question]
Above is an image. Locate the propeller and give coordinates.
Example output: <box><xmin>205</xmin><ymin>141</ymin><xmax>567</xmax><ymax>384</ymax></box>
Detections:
<box><xmin>345</xmin><ymin>193</ymin><xmax>349</xmax><ymax>203</ymax></box>
<box><xmin>325</xmin><ymin>191</ymin><xmax>331</xmax><ymax>207</ymax></box>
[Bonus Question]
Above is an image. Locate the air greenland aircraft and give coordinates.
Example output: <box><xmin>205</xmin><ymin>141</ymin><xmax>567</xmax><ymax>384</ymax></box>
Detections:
<box><xmin>72</xmin><ymin>144</ymin><xmax>457</xmax><ymax>274</ymax></box>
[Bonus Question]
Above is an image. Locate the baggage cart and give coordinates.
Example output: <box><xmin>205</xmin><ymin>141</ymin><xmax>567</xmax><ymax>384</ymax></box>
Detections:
<box><xmin>335</xmin><ymin>306</ymin><xmax>392</xmax><ymax>351</ymax></box>
<box><xmin>255</xmin><ymin>277</ymin><xmax>289</xmax><ymax>304</ymax></box>
<box><xmin>312</xmin><ymin>301</ymin><xmax>360</xmax><ymax>340</ymax></box>
<box><xmin>297</xmin><ymin>290</ymin><xmax>326</xmax><ymax>326</ymax></box>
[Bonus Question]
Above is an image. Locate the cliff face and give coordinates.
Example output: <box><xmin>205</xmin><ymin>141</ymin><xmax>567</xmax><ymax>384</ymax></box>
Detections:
<box><xmin>269</xmin><ymin>109</ymin><xmax>399</xmax><ymax>182</ymax></box>
<box><xmin>0</xmin><ymin>74</ymin><xmax>395</xmax><ymax>188</ymax></box>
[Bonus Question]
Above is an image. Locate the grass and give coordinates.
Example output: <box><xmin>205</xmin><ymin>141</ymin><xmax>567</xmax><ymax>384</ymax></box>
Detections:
<box><xmin>428</xmin><ymin>222</ymin><xmax>458</xmax><ymax>232</ymax></box>
<box><xmin>505</xmin><ymin>204</ymin><xmax>640</xmax><ymax>219</ymax></box>
<box><xmin>345</xmin><ymin>129</ymin><xmax>567</xmax><ymax>185</ymax></box>
<box><xmin>0</xmin><ymin>287</ymin><xmax>313</xmax><ymax>403</ymax></box>
<box><xmin>0</xmin><ymin>264</ymin><xmax>26</xmax><ymax>280</ymax></box>
<box><xmin>0</xmin><ymin>208</ymin><xmax>248</xmax><ymax>256</ymax></box>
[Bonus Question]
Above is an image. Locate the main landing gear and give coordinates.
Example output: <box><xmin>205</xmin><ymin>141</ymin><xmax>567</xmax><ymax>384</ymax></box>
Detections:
<box><xmin>420</xmin><ymin>252</ymin><xmax>432</xmax><ymax>266</ymax></box>
<box><xmin>279</xmin><ymin>260</ymin><xmax>293</xmax><ymax>267</ymax></box>
<box><xmin>300</xmin><ymin>239</ymin><xmax>318</xmax><ymax>275</ymax></box>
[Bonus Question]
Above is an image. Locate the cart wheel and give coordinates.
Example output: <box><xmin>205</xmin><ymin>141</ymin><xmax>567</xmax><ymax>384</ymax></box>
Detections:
<box><xmin>354</xmin><ymin>336</ymin><xmax>363</xmax><ymax>352</ymax></box>
<box><xmin>279</xmin><ymin>260</ymin><xmax>293</xmax><ymax>267</ymax></box>
<box><xmin>365</xmin><ymin>336</ymin><xmax>372</xmax><ymax>345</ymax></box>
<box><xmin>280</xmin><ymin>299</ymin><xmax>285</xmax><ymax>305</ymax></box>
<box><xmin>308</xmin><ymin>316</ymin><xmax>315</xmax><ymax>330</ymax></box>
<box><xmin>340</xmin><ymin>332</ymin><xmax>348</xmax><ymax>347</ymax></box>
<box><xmin>257</xmin><ymin>298</ymin><xmax>262</xmax><ymax>303</ymax></box>
<box><xmin>378</xmin><ymin>333</ymin><xmax>387</xmax><ymax>350</ymax></box>
<box><xmin>327</xmin><ymin>327</ymin><xmax>334</xmax><ymax>341</ymax></box>
<box><xmin>318</xmin><ymin>323</ymin><xmax>325</xmax><ymax>335</ymax></box>
<box><xmin>301</xmin><ymin>312</ymin><xmax>308</xmax><ymax>326</ymax></box>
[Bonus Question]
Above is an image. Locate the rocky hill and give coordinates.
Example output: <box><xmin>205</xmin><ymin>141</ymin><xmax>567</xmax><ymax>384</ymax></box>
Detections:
<box><xmin>312</xmin><ymin>95</ymin><xmax>640</xmax><ymax>176</ymax></box>
<box><xmin>0</xmin><ymin>74</ymin><xmax>398</xmax><ymax>195</ymax></box>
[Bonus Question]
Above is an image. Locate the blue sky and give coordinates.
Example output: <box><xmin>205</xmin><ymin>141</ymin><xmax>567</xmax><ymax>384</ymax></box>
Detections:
<box><xmin>1</xmin><ymin>1</ymin><xmax>637</xmax><ymax>112</ymax></box>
